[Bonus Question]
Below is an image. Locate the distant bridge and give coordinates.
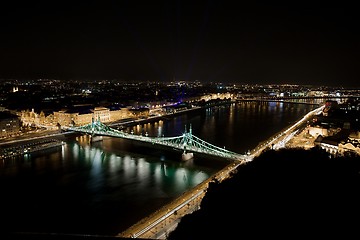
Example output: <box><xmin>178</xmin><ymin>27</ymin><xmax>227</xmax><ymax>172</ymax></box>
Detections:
<box><xmin>66</xmin><ymin>118</ymin><xmax>248</xmax><ymax>162</ymax></box>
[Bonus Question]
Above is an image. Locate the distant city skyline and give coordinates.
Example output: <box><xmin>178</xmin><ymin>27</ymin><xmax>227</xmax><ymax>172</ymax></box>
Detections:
<box><xmin>0</xmin><ymin>1</ymin><xmax>359</xmax><ymax>87</ymax></box>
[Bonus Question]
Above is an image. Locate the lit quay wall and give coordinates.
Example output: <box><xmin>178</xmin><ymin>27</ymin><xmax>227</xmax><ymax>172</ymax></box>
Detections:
<box><xmin>117</xmin><ymin>161</ymin><xmax>242</xmax><ymax>239</ymax></box>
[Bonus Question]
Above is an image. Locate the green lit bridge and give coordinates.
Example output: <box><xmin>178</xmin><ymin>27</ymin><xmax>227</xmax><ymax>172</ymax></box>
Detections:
<box><xmin>65</xmin><ymin>118</ymin><xmax>249</xmax><ymax>162</ymax></box>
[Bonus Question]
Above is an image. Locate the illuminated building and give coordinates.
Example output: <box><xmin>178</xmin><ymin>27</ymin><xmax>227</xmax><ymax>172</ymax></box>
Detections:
<box><xmin>0</xmin><ymin>111</ymin><xmax>21</xmax><ymax>138</ymax></box>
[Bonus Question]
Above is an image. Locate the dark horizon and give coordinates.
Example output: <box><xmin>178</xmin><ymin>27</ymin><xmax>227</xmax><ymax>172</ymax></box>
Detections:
<box><xmin>0</xmin><ymin>1</ymin><xmax>359</xmax><ymax>88</ymax></box>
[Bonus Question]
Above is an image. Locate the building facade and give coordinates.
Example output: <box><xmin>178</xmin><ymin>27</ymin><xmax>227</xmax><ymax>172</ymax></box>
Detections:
<box><xmin>0</xmin><ymin>111</ymin><xmax>21</xmax><ymax>138</ymax></box>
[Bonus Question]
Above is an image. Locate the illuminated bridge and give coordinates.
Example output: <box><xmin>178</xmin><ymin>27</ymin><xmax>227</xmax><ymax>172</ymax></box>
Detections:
<box><xmin>66</xmin><ymin>118</ymin><xmax>248</xmax><ymax>162</ymax></box>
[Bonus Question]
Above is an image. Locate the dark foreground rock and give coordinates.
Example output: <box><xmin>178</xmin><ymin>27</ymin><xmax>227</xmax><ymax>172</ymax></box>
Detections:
<box><xmin>168</xmin><ymin>147</ymin><xmax>360</xmax><ymax>239</ymax></box>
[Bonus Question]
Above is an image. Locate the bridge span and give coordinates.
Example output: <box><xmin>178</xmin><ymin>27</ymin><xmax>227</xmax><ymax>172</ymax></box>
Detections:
<box><xmin>64</xmin><ymin>118</ymin><xmax>249</xmax><ymax>162</ymax></box>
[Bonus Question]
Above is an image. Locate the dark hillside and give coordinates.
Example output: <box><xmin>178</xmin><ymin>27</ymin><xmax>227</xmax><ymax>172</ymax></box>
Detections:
<box><xmin>168</xmin><ymin>147</ymin><xmax>360</xmax><ymax>239</ymax></box>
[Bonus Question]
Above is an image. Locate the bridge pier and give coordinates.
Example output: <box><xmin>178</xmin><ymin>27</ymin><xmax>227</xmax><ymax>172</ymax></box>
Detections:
<box><xmin>90</xmin><ymin>135</ymin><xmax>103</xmax><ymax>143</ymax></box>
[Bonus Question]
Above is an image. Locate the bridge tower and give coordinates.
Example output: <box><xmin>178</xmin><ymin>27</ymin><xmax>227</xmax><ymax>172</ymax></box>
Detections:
<box><xmin>89</xmin><ymin>114</ymin><xmax>103</xmax><ymax>143</ymax></box>
<box><xmin>182</xmin><ymin>124</ymin><xmax>194</xmax><ymax>160</ymax></box>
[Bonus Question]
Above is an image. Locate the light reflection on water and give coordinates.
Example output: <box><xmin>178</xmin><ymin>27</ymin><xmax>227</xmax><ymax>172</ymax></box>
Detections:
<box><xmin>0</xmin><ymin>136</ymin><xmax>217</xmax><ymax>235</ymax></box>
<box><xmin>68</xmin><ymin>139</ymin><xmax>212</xmax><ymax>195</ymax></box>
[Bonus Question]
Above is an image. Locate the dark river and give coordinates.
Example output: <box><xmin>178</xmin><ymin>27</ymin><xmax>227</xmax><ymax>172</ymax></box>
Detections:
<box><xmin>0</xmin><ymin>101</ymin><xmax>319</xmax><ymax>236</ymax></box>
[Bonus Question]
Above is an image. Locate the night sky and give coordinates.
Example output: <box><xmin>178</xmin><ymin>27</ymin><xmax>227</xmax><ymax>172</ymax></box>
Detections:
<box><xmin>0</xmin><ymin>1</ymin><xmax>359</xmax><ymax>87</ymax></box>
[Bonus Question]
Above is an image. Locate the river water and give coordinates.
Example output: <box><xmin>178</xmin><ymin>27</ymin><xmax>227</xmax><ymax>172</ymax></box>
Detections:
<box><xmin>0</xmin><ymin>101</ymin><xmax>319</xmax><ymax>236</ymax></box>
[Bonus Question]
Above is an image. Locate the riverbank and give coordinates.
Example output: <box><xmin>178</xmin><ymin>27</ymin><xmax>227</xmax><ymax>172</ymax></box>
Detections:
<box><xmin>108</xmin><ymin>106</ymin><xmax>204</xmax><ymax>129</ymax></box>
<box><xmin>118</xmin><ymin>160</ymin><xmax>242</xmax><ymax>239</ymax></box>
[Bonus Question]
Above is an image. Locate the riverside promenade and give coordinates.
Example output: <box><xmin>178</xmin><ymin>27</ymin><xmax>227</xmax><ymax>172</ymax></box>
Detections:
<box><xmin>117</xmin><ymin>161</ymin><xmax>242</xmax><ymax>239</ymax></box>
